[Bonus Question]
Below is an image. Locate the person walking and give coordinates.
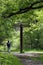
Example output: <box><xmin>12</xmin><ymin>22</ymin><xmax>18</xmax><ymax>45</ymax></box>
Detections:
<box><xmin>7</xmin><ymin>41</ymin><xmax>11</xmax><ymax>53</ymax></box>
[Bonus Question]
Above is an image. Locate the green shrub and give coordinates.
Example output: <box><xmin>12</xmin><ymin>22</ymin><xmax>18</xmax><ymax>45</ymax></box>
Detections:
<box><xmin>0</xmin><ymin>53</ymin><xmax>22</xmax><ymax>65</ymax></box>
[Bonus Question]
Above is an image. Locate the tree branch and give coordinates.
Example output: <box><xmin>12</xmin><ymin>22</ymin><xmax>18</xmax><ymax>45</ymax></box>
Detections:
<box><xmin>2</xmin><ymin>0</ymin><xmax>43</xmax><ymax>18</ymax></box>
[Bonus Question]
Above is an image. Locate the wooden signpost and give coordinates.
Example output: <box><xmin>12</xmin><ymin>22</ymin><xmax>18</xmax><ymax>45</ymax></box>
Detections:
<box><xmin>13</xmin><ymin>23</ymin><xmax>30</xmax><ymax>53</ymax></box>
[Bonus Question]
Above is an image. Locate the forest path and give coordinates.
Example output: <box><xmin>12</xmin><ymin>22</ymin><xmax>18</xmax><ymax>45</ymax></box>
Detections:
<box><xmin>19</xmin><ymin>58</ymin><xmax>43</xmax><ymax>65</ymax></box>
<box><xmin>0</xmin><ymin>52</ymin><xmax>43</xmax><ymax>65</ymax></box>
<box><xmin>13</xmin><ymin>52</ymin><xmax>43</xmax><ymax>65</ymax></box>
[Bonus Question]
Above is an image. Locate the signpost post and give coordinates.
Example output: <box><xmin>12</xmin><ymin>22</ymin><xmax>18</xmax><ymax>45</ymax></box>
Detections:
<box><xmin>14</xmin><ymin>22</ymin><xmax>30</xmax><ymax>53</ymax></box>
<box><xmin>20</xmin><ymin>23</ymin><xmax>23</xmax><ymax>53</ymax></box>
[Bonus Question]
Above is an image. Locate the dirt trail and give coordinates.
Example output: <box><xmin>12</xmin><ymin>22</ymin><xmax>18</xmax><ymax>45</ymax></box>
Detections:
<box><xmin>20</xmin><ymin>58</ymin><xmax>43</xmax><ymax>65</ymax></box>
<box><xmin>13</xmin><ymin>52</ymin><xmax>43</xmax><ymax>65</ymax></box>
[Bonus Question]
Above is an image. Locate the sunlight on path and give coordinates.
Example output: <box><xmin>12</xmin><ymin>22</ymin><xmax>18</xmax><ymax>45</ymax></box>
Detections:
<box><xmin>12</xmin><ymin>51</ymin><xmax>43</xmax><ymax>57</ymax></box>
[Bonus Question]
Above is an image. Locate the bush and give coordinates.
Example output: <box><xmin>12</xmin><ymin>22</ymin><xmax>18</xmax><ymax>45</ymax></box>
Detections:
<box><xmin>0</xmin><ymin>53</ymin><xmax>22</xmax><ymax>65</ymax></box>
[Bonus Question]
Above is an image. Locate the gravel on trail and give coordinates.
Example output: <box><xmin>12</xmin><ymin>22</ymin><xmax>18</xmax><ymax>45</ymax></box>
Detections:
<box><xmin>13</xmin><ymin>52</ymin><xmax>43</xmax><ymax>65</ymax></box>
<box><xmin>19</xmin><ymin>58</ymin><xmax>43</xmax><ymax>65</ymax></box>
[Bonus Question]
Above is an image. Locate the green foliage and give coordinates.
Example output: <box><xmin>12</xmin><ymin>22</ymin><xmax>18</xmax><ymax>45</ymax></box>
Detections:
<box><xmin>23</xmin><ymin>23</ymin><xmax>43</xmax><ymax>50</ymax></box>
<box><xmin>0</xmin><ymin>53</ymin><xmax>22</xmax><ymax>65</ymax></box>
<box><xmin>0</xmin><ymin>0</ymin><xmax>43</xmax><ymax>51</ymax></box>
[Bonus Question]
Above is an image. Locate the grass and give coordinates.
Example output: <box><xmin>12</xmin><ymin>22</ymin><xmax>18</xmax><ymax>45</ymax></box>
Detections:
<box><xmin>0</xmin><ymin>53</ymin><xmax>22</xmax><ymax>65</ymax></box>
<box><xmin>24</xmin><ymin>49</ymin><xmax>43</xmax><ymax>52</ymax></box>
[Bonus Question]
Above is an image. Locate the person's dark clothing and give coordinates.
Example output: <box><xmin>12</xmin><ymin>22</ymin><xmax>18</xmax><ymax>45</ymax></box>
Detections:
<box><xmin>7</xmin><ymin>42</ymin><xmax>11</xmax><ymax>48</ymax></box>
<box><xmin>7</xmin><ymin>41</ymin><xmax>11</xmax><ymax>52</ymax></box>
